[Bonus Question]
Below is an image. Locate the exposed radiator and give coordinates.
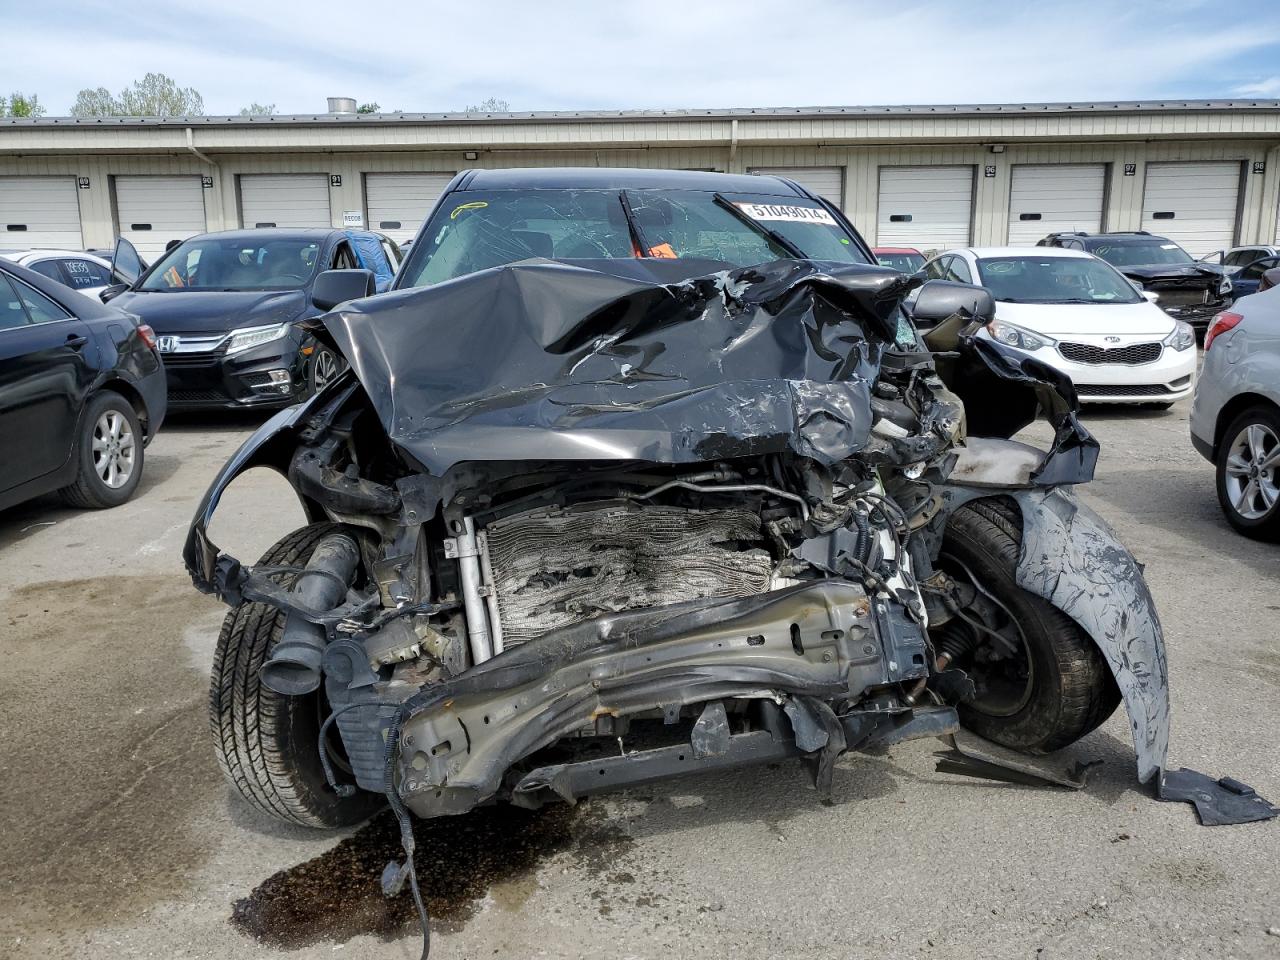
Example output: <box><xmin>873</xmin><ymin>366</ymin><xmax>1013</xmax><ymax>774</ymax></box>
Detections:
<box><xmin>480</xmin><ymin>502</ymin><xmax>774</xmax><ymax>646</ymax></box>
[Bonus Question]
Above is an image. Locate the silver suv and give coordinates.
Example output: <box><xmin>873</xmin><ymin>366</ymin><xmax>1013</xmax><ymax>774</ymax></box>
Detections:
<box><xmin>1190</xmin><ymin>272</ymin><xmax>1280</xmax><ymax>539</ymax></box>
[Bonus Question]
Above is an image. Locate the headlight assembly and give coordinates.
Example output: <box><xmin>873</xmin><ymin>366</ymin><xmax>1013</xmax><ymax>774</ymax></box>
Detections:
<box><xmin>1163</xmin><ymin>320</ymin><xmax>1196</xmax><ymax>351</ymax></box>
<box><xmin>987</xmin><ymin>319</ymin><xmax>1055</xmax><ymax>352</ymax></box>
<box><xmin>225</xmin><ymin>322</ymin><xmax>291</xmax><ymax>355</ymax></box>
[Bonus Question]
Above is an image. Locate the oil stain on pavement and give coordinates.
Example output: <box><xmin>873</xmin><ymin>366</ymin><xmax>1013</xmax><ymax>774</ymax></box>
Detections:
<box><xmin>231</xmin><ymin>803</ymin><xmax>634</xmax><ymax>948</ymax></box>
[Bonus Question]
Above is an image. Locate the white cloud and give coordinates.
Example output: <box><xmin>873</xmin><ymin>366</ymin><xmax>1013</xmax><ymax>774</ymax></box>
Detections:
<box><xmin>1235</xmin><ymin>77</ymin><xmax>1280</xmax><ymax>97</ymax></box>
<box><xmin>3</xmin><ymin>0</ymin><xmax>1278</xmax><ymax>114</ymax></box>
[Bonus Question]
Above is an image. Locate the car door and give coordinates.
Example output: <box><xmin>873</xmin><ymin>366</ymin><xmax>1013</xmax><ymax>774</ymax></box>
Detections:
<box><xmin>0</xmin><ymin>271</ymin><xmax>99</xmax><ymax>494</ymax></box>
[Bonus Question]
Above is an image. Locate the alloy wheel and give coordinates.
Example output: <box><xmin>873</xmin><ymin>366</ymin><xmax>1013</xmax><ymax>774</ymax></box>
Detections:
<box><xmin>1223</xmin><ymin>422</ymin><xmax>1280</xmax><ymax>519</ymax></box>
<box><xmin>91</xmin><ymin>410</ymin><xmax>136</xmax><ymax>489</ymax></box>
<box><xmin>313</xmin><ymin>349</ymin><xmax>340</xmax><ymax>390</ymax></box>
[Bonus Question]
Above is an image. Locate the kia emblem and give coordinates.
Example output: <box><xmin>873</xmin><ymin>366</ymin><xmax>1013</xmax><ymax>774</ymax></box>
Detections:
<box><xmin>1104</xmin><ymin>336</ymin><xmax>1121</xmax><ymax>344</ymax></box>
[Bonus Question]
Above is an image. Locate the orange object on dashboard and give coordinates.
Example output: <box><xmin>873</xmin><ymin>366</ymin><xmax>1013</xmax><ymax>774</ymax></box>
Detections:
<box><xmin>647</xmin><ymin>242</ymin><xmax>678</xmax><ymax>259</ymax></box>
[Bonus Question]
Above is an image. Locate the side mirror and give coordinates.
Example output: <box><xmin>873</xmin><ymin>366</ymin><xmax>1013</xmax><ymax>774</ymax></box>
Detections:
<box><xmin>1141</xmin><ymin>290</ymin><xmax>1160</xmax><ymax>304</ymax></box>
<box><xmin>1261</xmin><ymin>267</ymin><xmax>1280</xmax><ymax>294</ymax></box>
<box><xmin>312</xmin><ymin>269</ymin><xmax>376</xmax><ymax>312</ymax></box>
<box><xmin>910</xmin><ymin>279</ymin><xmax>996</xmax><ymax>328</ymax></box>
<box><xmin>100</xmin><ymin>283</ymin><xmax>129</xmax><ymax>304</ymax></box>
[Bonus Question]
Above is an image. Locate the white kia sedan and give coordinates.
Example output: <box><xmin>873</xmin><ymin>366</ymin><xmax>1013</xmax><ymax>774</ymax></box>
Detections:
<box><xmin>922</xmin><ymin>246</ymin><xmax>1197</xmax><ymax>406</ymax></box>
<box><xmin>0</xmin><ymin>249</ymin><xmax>124</xmax><ymax>300</ymax></box>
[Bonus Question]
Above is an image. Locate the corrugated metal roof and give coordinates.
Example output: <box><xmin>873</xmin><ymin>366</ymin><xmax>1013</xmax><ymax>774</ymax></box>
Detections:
<box><xmin>4</xmin><ymin>100</ymin><xmax>1279</xmax><ymax>127</ymax></box>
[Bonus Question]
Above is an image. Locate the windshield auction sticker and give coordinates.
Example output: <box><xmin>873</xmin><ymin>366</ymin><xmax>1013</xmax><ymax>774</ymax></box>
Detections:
<box><xmin>735</xmin><ymin>202</ymin><xmax>838</xmax><ymax>226</ymax></box>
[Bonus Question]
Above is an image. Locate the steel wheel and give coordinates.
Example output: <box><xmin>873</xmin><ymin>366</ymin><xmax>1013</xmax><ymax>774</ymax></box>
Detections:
<box><xmin>91</xmin><ymin>409</ymin><xmax>136</xmax><ymax>489</ymax></box>
<box><xmin>1223</xmin><ymin>422</ymin><xmax>1280</xmax><ymax>520</ymax></box>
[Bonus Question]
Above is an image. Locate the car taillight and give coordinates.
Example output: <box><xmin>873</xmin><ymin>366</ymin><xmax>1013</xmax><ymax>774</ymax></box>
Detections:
<box><xmin>1204</xmin><ymin>311</ymin><xmax>1242</xmax><ymax>351</ymax></box>
<box><xmin>137</xmin><ymin>323</ymin><xmax>158</xmax><ymax>349</ymax></box>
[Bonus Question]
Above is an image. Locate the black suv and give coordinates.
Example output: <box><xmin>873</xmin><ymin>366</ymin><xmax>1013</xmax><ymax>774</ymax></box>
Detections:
<box><xmin>105</xmin><ymin>229</ymin><xmax>400</xmax><ymax>410</ymax></box>
<box><xmin>1038</xmin><ymin>231</ymin><xmax>1230</xmax><ymax>330</ymax></box>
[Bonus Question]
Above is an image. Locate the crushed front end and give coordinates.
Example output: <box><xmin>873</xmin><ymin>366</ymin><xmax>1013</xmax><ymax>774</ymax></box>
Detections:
<box><xmin>184</xmin><ymin>257</ymin><xmax>1273</xmax><ymax>836</ymax></box>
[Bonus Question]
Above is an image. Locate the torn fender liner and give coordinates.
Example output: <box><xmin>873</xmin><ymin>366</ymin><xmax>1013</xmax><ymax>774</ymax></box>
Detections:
<box><xmin>1157</xmin><ymin>769</ymin><xmax>1279</xmax><ymax>826</ymax></box>
<box><xmin>321</xmin><ymin>258</ymin><xmax>915</xmax><ymax>474</ymax></box>
<box><xmin>1007</xmin><ymin>486</ymin><xmax>1170</xmax><ymax>784</ymax></box>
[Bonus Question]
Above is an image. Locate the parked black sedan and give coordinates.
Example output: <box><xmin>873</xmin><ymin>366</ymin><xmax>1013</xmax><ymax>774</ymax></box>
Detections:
<box><xmin>0</xmin><ymin>257</ymin><xmax>166</xmax><ymax>512</ymax></box>
<box><xmin>104</xmin><ymin>229</ymin><xmax>399</xmax><ymax>410</ymax></box>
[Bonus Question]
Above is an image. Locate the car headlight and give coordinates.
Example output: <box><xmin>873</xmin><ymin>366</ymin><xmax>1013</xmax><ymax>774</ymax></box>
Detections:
<box><xmin>1163</xmin><ymin>320</ymin><xmax>1196</xmax><ymax>351</ymax></box>
<box><xmin>224</xmin><ymin>322</ymin><xmax>291</xmax><ymax>355</ymax></box>
<box><xmin>1219</xmin><ymin>276</ymin><xmax>1233</xmax><ymax>296</ymax></box>
<box><xmin>988</xmin><ymin>319</ymin><xmax>1055</xmax><ymax>351</ymax></box>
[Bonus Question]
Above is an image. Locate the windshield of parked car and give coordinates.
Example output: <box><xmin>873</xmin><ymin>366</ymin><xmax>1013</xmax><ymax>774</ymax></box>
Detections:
<box><xmin>398</xmin><ymin>188</ymin><xmax>869</xmax><ymax>287</ymax></box>
<box><xmin>875</xmin><ymin>251</ymin><xmax>925</xmax><ymax>273</ymax></box>
<box><xmin>1089</xmin><ymin>240</ymin><xmax>1193</xmax><ymax>267</ymax></box>
<box><xmin>138</xmin><ymin>237</ymin><xmax>322</xmax><ymax>291</ymax></box>
<box><xmin>976</xmin><ymin>255</ymin><xmax>1143</xmax><ymax>304</ymax></box>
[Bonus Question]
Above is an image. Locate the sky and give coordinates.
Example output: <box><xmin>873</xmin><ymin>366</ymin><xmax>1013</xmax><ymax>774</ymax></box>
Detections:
<box><xmin>2</xmin><ymin>0</ymin><xmax>1279</xmax><ymax>115</ymax></box>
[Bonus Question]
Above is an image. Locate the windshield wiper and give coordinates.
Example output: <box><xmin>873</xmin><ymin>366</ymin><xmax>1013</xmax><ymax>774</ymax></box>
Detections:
<box><xmin>712</xmin><ymin>193</ymin><xmax>806</xmax><ymax>260</ymax></box>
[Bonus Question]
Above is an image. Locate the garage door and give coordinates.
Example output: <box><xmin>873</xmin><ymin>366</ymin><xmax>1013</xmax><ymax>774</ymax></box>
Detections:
<box><xmin>877</xmin><ymin>166</ymin><xmax>974</xmax><ymax>252</ymax></box>
<box><xmin>114</xmin><ymin>176</ymin><xmax>207</xmax><ymax>260</ymax></box>
<box><xmin>0</xmin><ymin>177</ymin><xmax>83</xmax><ymax>249</ymax></box>
<box><xmin>1007</xmin><ymin>164</ymin><xmax>1106</xmax><ymax>245</ymax></box>
<box><xmin>364</xmin><ymin>173</ymin><xmax>454</xmax><ymax>244</ymax></box>
<box><xmin>239</xmin><ymin>174</ymin><xmax>331</xmax><ymax>229</ymax></box>
<box><xmin>748</xmin><ymin>167</ymin><xmax>844</xmax><ymax>208</ymax></box>
<box><xmin>1141</xmin><ymin>161</ymin><xmax>1242</xmax><ymax>257</ymax></box>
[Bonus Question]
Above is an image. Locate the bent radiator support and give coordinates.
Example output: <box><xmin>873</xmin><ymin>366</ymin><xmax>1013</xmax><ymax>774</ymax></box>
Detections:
<box><xmin>393</xmin><ymin>580</ymin><xmax>934</xmax><ymax>818</ymax></box>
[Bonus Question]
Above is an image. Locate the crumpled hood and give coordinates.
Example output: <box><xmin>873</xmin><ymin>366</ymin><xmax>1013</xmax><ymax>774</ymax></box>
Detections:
<box><xmin>323</xmin><ymin>258</ymin><xmax>915</xmax><ymax>474</ymax></box>
<box><xmin>1117</xmin><ymin>262</ymin><xmax>1223</xmax><ymax>285</ymax></box>
<box><xmin>111</xmin><ymin>288</ymin><xmax>309</xmax><ymax>334</ymax></box>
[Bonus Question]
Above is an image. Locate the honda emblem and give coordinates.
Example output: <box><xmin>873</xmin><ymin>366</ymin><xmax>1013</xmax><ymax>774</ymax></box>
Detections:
<box><xmin>156</xmin><ymin>336</ymin><xmax>179</xmax><ymax>353</ymax></box>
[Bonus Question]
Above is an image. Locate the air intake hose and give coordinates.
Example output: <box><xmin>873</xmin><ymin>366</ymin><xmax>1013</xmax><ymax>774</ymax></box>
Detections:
<box><xmin>261</xmin><ymin>531</ymin><xmax>361</xmax><ymax>696</ymax></box>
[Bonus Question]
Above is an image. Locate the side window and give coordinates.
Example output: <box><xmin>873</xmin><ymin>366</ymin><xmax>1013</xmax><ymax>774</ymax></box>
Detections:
<box><xmin>0</xmin><ymin>274</ymin><xmax>29</xmax><ymax>331</ymax></box>
<box><xmin>332</xmin><ymin>243</ymin><xmax>359</xmax><ymax>270</ymax></box>
<box><xmin>381</xmin><ymin>238</ymin><xmax>401</xmax><ymax>271</ymax></box>
<box><xmin>945</xmin><ymin>257</ymin><xmax>973</xmax><ymax>284</ymax></box>
<box><xmin>1241</xmin><ymin>258</ymin><xmax>1280</xmax><ymax>282</ymax></box>
<box><xmin>10</xmin><ymin>277</ymin><xmax>71</xmax><ymax>324</ymax></box>
<box><xmin>923</xmin><ymin>257</ymin><xmax>948</xmax><ymax>280</ymax></box>
<box><xmin>1066</xmin><ymin>240</ymin><xmax>1085</xmax><ymax>251</ymax></box>
<box><xmin>26</xmin><ymin>260</ymin><xmax>64</xmax><ymax>282</ymax></box>
<box><xmin>61</xmin><ymin>258</ymin><xmax>112</xmax><ymax>290</ymax></box>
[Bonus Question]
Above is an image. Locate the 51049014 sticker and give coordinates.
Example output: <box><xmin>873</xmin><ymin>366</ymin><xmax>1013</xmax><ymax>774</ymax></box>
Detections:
<box><xmin>735</xmin><ymin>202</ymin><xmax>838</xmax><ymax>226</ymax></box>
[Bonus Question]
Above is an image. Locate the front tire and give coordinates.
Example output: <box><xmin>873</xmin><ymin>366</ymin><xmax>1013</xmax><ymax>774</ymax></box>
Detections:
<box><xmin>938</xmin><ymin>497</ymin><xmax>1120</xmax><ymax>753</ymax></box>
<box><xmin>308</xmin><ymin>345</ymin><xmax>342</xmax><ymax>396</ymax></box>
<box><xmin>60</xmin><ymin>390</ymin><xmax>143</xmax><ymax>509</ymax></box>
<box><xmin>1215</xmin><ymin>405</ymin><xmax>1280</xmax><ymax>541</ymax></box>
<box><xmin>209</xmin><ymin>523</ymin><xmax>382</xmax><ymax>828</ymax></box>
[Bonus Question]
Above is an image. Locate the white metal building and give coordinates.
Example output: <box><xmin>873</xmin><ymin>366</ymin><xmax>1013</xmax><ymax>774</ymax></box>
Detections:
<box><xmin>2</xmin><ymin>101</ymin><xmax>1279</xmax><ymax>258</ymax></box>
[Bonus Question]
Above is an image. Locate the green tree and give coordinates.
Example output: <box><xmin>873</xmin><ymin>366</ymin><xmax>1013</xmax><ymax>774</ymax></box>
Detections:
<box><xmin>239</xmin><ymin>102</ymin><xmax>277</xmax><ymax>116</ymax></box>
<box><xmin>70</xmin><ymin>74</ymin><xmax>204</xmax><ymax>117</ymax></box>
<box><xmin>464</xmin><ymin>97</ymin><xmax>510</xmax><ymax>113</ymax></box>
<box><xmin>1</xmin><ymin>91</ymin><xmax>46</xmax><ymax>117</ymax></box>
<box><xmin>70</xmin><ymin>87</ymin><xmax>117</xmax><ymax>117</ymax></box>
<box><xmin>356</xmin><ymin>102</ymin><xmax>380</xmax><ymax>113</ymax></box>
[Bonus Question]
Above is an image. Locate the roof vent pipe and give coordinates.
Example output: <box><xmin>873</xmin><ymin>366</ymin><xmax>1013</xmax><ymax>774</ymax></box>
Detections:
<box><xmin>327</xmin><ymin>97</ymin><xmax>357</xmax><ymax>114</ymax></box>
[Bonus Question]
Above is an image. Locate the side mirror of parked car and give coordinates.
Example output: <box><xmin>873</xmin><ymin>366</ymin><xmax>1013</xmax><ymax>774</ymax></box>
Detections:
<box><xmin>1261</xmin><ymin>267</ymin><xmax>1280</xmax><ymax>293</ymax></box>
<box><xmin>99</xmin><ymin>283</ymin><xmax>130</xmax><ymax>304</ymax></box>
<box><xmin>312</xmin><ymin>269</ymin><xmax>377</xmax><ymax>312</ymax></box>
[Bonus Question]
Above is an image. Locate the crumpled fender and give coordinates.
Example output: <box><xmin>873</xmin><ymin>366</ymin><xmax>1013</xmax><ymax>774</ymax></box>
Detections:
<box><xmin>182</xmin><ymin>386</ymin><xmax>340</xmax><ymax>598</ymax></box>
<box><xmin>943</xmin><ymin>480</ymin><xmax>1170</xmax><ymax>784</ymax></box>
<box><xmin>1008</xmin><ymin>486</ymin><xmax>1170</xmax><ymax>783</ymax></box>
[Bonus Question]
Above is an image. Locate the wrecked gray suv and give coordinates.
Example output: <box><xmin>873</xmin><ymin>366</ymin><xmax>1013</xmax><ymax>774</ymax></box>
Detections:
<box><xmin>184</xmin><ymin>169</ymin><xmax>1272</xmax><ymax>944</ymax></box>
